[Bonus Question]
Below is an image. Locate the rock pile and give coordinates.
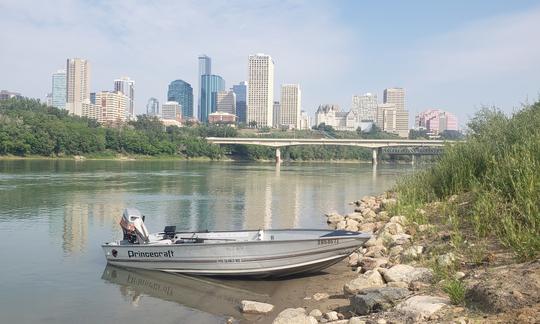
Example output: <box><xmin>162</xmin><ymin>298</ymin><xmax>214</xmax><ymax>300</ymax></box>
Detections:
<box><xmin>319</xmin><ymin>195</ymin><xmax>452</xmax><ymax>322</ymax></box>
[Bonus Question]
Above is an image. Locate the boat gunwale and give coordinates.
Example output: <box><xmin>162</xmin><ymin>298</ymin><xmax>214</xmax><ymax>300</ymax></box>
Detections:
<box><xmin>102</xmin><ymin>228</ymin><xmax>371</xmax><ymax>248</ymax></box>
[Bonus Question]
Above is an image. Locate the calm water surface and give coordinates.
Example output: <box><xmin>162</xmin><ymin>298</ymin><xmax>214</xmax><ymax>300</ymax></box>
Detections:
<box><xmin>0</xmin><ymin>160</ymin><xmax>415</xmax><ymax>323</ymax></box>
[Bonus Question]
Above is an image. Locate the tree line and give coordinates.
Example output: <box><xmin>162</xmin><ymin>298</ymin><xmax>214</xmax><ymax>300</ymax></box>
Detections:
<box><xmin>0</xmin><ymin>98</ymin><xmax>402</xmax><ymax>161</ymax></box>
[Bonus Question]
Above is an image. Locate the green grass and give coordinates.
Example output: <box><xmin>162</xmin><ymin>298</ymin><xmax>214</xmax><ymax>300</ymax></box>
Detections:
<box><xmin>392</xmin><ymin>103</ymin><xmax>540</xmax><ymax>261</ymax></box>
<box><xmin>443</xmin><ymin>279</ymin><xmax>466</xmax><ymax>305</ymax></box>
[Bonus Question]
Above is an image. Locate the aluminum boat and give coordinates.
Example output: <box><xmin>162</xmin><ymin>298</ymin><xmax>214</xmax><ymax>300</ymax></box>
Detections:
<box><xmin>102</xmin><ymin>208</ymin><xmax>370</xmax><ymax>277</ymax></box>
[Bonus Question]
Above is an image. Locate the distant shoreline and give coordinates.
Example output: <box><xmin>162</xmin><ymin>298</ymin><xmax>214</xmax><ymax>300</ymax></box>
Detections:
<box><xmin>0</xmin><ymin>154</ymin><xmax>413</xmax><ymax>164</ymax></box>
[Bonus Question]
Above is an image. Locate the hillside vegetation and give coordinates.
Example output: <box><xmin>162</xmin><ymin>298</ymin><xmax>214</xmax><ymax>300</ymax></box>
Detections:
<box><xmin>393</xmin><ymin>101</ymin><xmax>540</xmax><ymax>260</ymax></box>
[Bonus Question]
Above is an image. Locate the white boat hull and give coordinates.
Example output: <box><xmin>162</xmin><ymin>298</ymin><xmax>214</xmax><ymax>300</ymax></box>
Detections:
<box><xmin>103</xmin><ymin>229</ymin><xmax>369</xmax><ymax>277</ymax></box>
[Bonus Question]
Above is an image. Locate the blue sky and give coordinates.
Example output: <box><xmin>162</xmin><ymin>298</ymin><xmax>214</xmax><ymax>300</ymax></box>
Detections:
<box><xmin>1</xmin><ymin>0</ymin><xmax>540</xmax><ymax>127</ymax></box>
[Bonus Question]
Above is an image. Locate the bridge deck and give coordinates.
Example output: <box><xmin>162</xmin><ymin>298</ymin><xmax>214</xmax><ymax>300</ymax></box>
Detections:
<box><xmin>206</xmin><ymin>137</ymin><xmax>450</xmax><ymax>149</ymax></box>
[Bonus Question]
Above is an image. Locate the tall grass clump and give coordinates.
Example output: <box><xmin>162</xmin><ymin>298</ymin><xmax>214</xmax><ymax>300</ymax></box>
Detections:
<box><xmin>395</xmin><ymin>102</ymin><xmax>540</xmax><ymax>260</ymax></box>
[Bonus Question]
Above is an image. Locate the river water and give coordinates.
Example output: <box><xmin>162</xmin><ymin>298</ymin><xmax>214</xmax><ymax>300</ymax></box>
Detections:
<box><xmin>0</xmin><ymin>160</ymin><xmax>415</xmax><ymax>323</ymax></box>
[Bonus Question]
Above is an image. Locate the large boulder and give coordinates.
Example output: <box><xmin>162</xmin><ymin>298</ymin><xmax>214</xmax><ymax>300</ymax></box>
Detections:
<box><xmin>358</xmin><ymin>222</ymin><xmax>378</xmax><ymax>233</ymax></box>
<box><xmin>381</xmin><ymin>198</ymin><xmax>397</xmax><ymax>209</ymax></box>
<box><xmin>241</xmin><ymin>300</ymin><xmax>274</xmax><ymax>314</ymax></box>
<box><xmin>363</xmin><ymin>235</ymin><xmax>384</xmax><ymax>247</ymax></box>
<box><xmin>364</xmin><ymin>245</ymin><xmax>387</xmax><ymax>258</ymax></box>
<box><xmin>395</xmin><ymin>295</ymin><xmax>450</xmax><ymax>321</ymax></box>
<box><xmin>377</xmin><ymin>222</ymin><xmax>404</xmax><ymax>236</ymax></box>
<box><xmin>379</xmin><ymin>264</ymin><xmax>433</xmax><ymax>284</ymax></box>
<box><xmin>326</xmin><ymin>213</ymin><xmax>344</xmax><ymax>225</ymax></box>
<box><xmin>389</xmin><ymin>233</ymin><xmax>411</xmax><ymax>246</ymax></box>
<box><xmin>344</xmin><ymin>269</ymin><xmax>385</xmax><ymax>294</ymax></box>
<box><xmin>346</xmin><ymin>212</ymin><xmax>364</xmax><ymax>222</ymax></box>
<box><xmin>272</xmin><ymin>308</ymin><xmax>317</xmax><ymax>324</ymax></box>
<box><xmin>351</xmin><ymin>287</ymin><xmax>412</xmax><ymax>315</ymax></box>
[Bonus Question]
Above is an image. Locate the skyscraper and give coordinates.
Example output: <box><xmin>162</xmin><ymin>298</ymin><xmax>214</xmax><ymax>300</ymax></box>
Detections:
<box><xmin>167</xmin><ymin>80</ymin><xmax>193</xmax><ymax>119</ymax></box>
<box><xmin>216</xmin><ymin>90</ymin><xmax>236</xmax><ymax>115</ymax></box>
<box><xmin>247</xmin><ymin>54</ymin><xmax>274</xmax><ymax>127</ymax></box>
<box><xmin>114</xmin><ymin>76</ymin><xmax>135</xmax><ymax>119</ymax></box>
<box><xmin>383</xmin><ymin>88</ymin><xmax>405</xmax><ymax>111</ymax></box>
<box><xmin>94</xmin><ymin>91</ymin><xmax>129</xmax><ymax>124</ymax></box>
<box><xmin>376</xmin><ymin>103</ymin><xmax>409</xmax><ymax>137</ymax></box>
<box><xmin>232</xmin><ymin>81</ymin><xmax>247</xmax><ymax>123</ymax></box>
<box><xmin>51</xmin><ymin>69</ymin><xmax>66</xmax><ymax>109</ymax></box>
<box><xmin>66</xmin><ymin>58</ymin><xmax>90</xmax><ymax>116</ymax></box>
<box><xmin>200</xmin><ymin>74</ymin><xmax>225</xmax><ymax>122</ymax></box>
<box><xmin>415</xmin><ymin>109</ymin><xmax>458</xmax><ymax>133</ymax></box>
<box><xmin>280</xmin><ymin>84</ymin><xmax>301</xmax><ymax>129</ymax></box>
<box><xmin>378</xmin><ymin>87</ymin><xmax>408</xmax><ymax>137</ymax></box>
<box><xmin>198</xmin><ymin>55</ymin><xmax>212</xmax><ymax>119</ymax></box>
<box><xmin>273</xmin><ymin>101</ymin><xmax>280</xmax><ymax>128</ymax></box>
<box><xmin>352</xmin><ymin>93</ymin><xmax>378</xmax><ymax>121</ymax></box>
<box><xmin>146</xmin><ymin>97</ymin><xmax>160</xmax><ymax>116</ymax></box>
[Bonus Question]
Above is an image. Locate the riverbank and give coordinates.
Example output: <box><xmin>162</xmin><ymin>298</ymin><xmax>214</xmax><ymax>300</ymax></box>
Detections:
<box><xmin>243</xmin><ymin>192</ymin><xmax>539</xmax><ymax>323</ymax></box>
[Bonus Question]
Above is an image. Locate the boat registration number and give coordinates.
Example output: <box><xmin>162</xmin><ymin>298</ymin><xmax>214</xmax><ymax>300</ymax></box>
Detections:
<box><xmin>318</xmin><ymin>239</ymin><xmax>339</xmax><ymax>245</ymax></box>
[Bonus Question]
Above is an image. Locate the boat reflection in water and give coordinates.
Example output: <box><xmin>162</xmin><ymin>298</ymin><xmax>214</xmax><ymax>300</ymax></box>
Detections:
<box><xmin>101</xmin><ymin>265</ymin><xmax>273</xmax><ymax>319</ymax></box>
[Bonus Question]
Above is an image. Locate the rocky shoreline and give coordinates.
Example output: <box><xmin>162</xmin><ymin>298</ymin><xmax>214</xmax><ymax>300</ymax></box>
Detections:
<box><xmin>239</xmin><ymin>193</ymin><xmax>540</xmax><ymax>323</ymax></box>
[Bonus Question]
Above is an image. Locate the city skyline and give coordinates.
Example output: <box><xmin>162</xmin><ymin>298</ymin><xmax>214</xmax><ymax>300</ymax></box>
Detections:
<box><xmin>2</xmin><ymin>1</ymin><xmax>540</xmax><ymax>126</ymax></box>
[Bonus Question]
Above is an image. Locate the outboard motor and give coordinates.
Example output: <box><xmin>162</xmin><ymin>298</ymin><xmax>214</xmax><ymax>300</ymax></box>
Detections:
<box><xmin>119</xmin><ymin>208</ymin><xmax>150</xmax><ymax>244</ymax></box>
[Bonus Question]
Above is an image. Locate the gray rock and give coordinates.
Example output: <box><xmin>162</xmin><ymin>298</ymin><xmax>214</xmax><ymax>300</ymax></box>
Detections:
<box><xmin>272</xmin><ymin>308</ymin><xmax>318</xmax><ymax>324</ymax></box>
<box><xmin>358</xmin><ymin>222</ymin><xmax>377</xmax><ymax>233</ymax></box>
<box><xmin>240</xmin><ymin>300</ymin><xmax>274</xmax><ymax>314</ymax></box>
<box><xmin>348</xmin><ymin>317</ymin><xmax>366</xmax><ymax>324</ymax></box>
<box><xmin>380</xmin><ymin>264</ymin><xmax>433</xmax><ymax>284</ymax></box>
<box><xmin>343</xmin><ymin>269</ymin><xmax>385</xmax><ymax>294</ymax></box>
<box><xmin>348</xmin><ymin>252</ymin><xmax>360</xmax><ymax>267</ymax></box>
<box><xmin>363</xmin><ymin>235</ymin><xmax>383</xmax><ymax>247</ymax></box>
<box><xmin>326</xmin><ymin>213</ymin><xmax>344</xmax><ymax>224</ymax></box>
<box><xmin>377</xmin><ymin>211</ymin><xmax>389</xmax><ymax>221</ymax></box>
<box><xmin>351</xmin><ymin>287</ymin><xmax>411</xmax><ymax>315</ymax></box>
<box><xmin>389</xmin><ymin>233</ymin><xmax>411</xmax><ymax>246</ymax></box>
<box><xmin>381</xmin><ymin>198</ymin><xmax>397</xmax><ymax>209</ymax></box>
<box><xmin>388</xmin><ymin>215</ymin><xmax>407</xmax><ymax>225</ymax></box>
<box><xmin>358</xmin><ymin>257</ymin><xmax>388</xmax><ymax>271</ymax></box>
<box><xmin>308</xmin><ymin>309</ymin><xmax>322</xmax><ymax>318</ymax></box>
<box><xmin>364</xmin><ymin>245</ymin><xmax>387</xmax><ymax>258</ymax></box>
<box><xmin>313</xmin><ymin>292</ymin><xmax>330</xmax><ymax>301</ymax></box>
<box><xmin>362</xmin><ymin>209</ymin><xmax>377</xmax><ymax>219</ymax></box>
<box><xmin>388</xmin><ymin>245</ymin><xmax>404</xmax><ymax>257</ymax></box>
<box><xmin>324</xmin><ymin>311</ymin><xmax>339</xmax><ymax>321</ymax></box>
<box><xmin>437</xmin><ymin>252</ymin><xmax>456</xmax><ymax>267</ymax></box>
<box><xmin>454</xmin><ymin>271</ymin><xmax>466</xmax><ymax>280</ymax></box>
<box><xmin>347</xmin><ymin>212</ymin><xmax>364</xmax><ymax>222</ymax></box>
<box><xmin>387</xmin><ymin>281</ymin><xmax>409</xmax><ymax>288</ymax></box>
<box><xmin>395</xmin><ymin>295</ymin><xmax>450</xmax><ymax>321</ymax></box>
<box><xmin>402</xmin><ymin>245</ymin><xmax>424</xmax><ymax>259</ymax></box>
<box><xmin>336</xmin><ymin>220</ymin><xmax>347</xmax><ymax>230</ymax></box>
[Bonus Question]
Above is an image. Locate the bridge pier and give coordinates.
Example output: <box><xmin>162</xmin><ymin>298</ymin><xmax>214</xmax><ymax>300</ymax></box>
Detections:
<box><xmin>275</xmin><ymin>148</ymin><xmax>281</xmax><ymax>164</ymax></box>
<box><xmin>372</xmin><ymin>148</ymin><xmax>381</xmax><ymax>165</ymax></box>
<box><xmin>411</xmin><ymin>155</ymin><xmax>416</xmax><ymax>165</ymax></box>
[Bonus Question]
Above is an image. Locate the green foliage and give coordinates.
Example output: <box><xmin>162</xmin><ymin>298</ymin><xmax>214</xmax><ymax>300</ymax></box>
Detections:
<box><xmin>394</xmin><ymin>103</ymin><xmax>540</xmax><ymax>260</ymax></box>
<box><xmin>443</xmin><ymin>279</ymin><xmax>466</xmax><ymax>305</ymax></box>
<box><xmin>0</xmin><ymin>98</ymin><xmax>225</xmax><ymax>159</ymax></box>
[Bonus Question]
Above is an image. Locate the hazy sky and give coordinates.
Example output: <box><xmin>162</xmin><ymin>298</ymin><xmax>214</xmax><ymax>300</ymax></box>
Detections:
<box><xmin>1</xmin><ymin>0</ymin><xmax>540</xmax><ymax>126</ymax></box>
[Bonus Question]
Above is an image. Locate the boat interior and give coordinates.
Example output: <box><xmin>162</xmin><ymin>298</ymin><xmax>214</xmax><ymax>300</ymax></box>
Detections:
<box><xmin>117</xmin><ymin>208</ymin><xmax>364</xmax><ymax>245</ymax></box>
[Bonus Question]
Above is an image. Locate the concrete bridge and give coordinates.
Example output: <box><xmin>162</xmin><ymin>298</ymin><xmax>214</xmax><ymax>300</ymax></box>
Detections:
<box><xmin>206</xmin><ymin>137</ymin><xmax>450</xmax><ymax>164</ymax></box>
